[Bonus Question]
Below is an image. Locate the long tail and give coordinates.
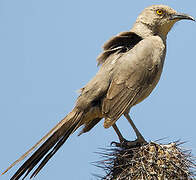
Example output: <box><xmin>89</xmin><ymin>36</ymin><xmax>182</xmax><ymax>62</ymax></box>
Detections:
<box><xmin>2</xmin><ymin>108</ymin><xmax>84</xmax><ymax>180</ymax></box>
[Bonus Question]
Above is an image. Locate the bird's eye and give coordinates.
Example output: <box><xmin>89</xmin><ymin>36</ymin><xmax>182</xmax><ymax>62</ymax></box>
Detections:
<box><xmin>156</xmin><ymin>9</ymin><xmax>164</xmax><ymax>15</ymax></box>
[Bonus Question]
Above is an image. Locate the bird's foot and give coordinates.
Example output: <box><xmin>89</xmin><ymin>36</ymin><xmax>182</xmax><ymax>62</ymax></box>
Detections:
<box><xmin>111</xmin><ymin>138</ymin><xmax>147</xmax><ymax>148</ymax></box>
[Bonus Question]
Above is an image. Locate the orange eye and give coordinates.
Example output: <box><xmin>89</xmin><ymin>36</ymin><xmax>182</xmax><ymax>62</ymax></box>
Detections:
<box><xmin>156</xmin><ymin>9</ymin><xmax>163</xmax><ymax>15</ymax></box>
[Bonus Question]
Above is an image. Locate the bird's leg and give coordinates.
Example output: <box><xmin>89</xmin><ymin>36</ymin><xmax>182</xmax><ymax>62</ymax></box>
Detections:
<box><xmin>112</xmin><ymin>124</ymin><xmax>126</xmax><ymax>143</ymax></box>
<box><xmin>112</xmin><ymin>123</ymin><xmax>129</xmax><ymax>147</ymax></box>
<box><xmin>111</xmin><ymin>115</ymin><xmax>147</xmax><ymax>148</ymax></box>
<box><xmin>124</xmin><ymin>113</ymin><xmax>146</xmax><ymax>144</ymax></box>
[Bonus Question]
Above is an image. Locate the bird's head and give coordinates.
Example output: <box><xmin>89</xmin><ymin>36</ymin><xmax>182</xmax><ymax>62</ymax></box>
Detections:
<box><xmin>134</xmin><ymin>5</ymin><xmax>195</xmax><ymax>39</ymax></box>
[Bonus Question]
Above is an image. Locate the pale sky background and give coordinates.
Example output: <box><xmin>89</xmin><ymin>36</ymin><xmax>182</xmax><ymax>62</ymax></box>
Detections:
<box><xmin>0</xmin><ymin>0</ymin><xmax>195</xmax><ymax>179</ymax></box>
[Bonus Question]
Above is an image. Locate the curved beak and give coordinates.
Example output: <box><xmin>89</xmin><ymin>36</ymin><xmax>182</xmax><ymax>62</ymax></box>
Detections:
<box><xmin>170</xmin><ymin>13</ymin><xmax>195</xmax><ymax>21</ymax></box>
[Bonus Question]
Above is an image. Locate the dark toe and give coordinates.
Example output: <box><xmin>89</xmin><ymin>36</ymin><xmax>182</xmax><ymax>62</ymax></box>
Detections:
<box><xmin>111</xmin><ymin>138</ymin><xmax>147</xmax><ymax>148</ymax></box>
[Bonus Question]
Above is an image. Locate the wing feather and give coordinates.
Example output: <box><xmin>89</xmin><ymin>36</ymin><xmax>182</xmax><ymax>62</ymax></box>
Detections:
<box><xmin>97</xmin><ymin>31</ymin><xmax>142</xmax><ymax>66</ymax></box>
<box><xmin>102</xmin><ymin>45</ymin><xmax>160</xmax><ymax>128</ymax></box>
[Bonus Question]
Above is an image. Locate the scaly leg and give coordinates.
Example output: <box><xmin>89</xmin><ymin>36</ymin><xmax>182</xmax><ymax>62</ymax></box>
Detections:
<box><xmin>112</xmin><ymin>123</ymin><xmax>126</xmax><ymax>143</ymax></box>
<box><xmin>112</xmin><ymin>123</ymin><xmax>130</xmax><ymax>147</ymax></box>
<box><xmin>124</xmin><ymin>113</ymin><xmax>146</xmax><ymax>143</ymax></box>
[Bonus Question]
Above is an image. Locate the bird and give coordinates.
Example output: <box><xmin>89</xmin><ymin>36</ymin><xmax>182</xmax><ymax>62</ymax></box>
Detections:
<box><xmin>2</xmin><ymin>4</ymin><xmax>194</xmax><ymax>180</ymax></box>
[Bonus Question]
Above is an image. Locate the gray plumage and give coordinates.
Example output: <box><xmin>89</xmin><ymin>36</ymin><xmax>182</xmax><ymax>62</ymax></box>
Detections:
<box><xmin>2</xmin><ymin>4</ymin><xmax>194</xmax><ymax>180</ymax></box>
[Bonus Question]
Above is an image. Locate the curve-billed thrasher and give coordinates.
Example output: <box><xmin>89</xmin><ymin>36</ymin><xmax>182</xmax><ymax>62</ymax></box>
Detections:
<box><xmin>2</xmin><ymin>5</ymin><xmax>194</xmax><ymax>180</ymax></box>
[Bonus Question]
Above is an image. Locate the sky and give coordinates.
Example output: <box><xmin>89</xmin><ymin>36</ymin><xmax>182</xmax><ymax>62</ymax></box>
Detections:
<box><xmin>0</xmin><ymin>0</ymin><xmax>195</xmax><ymax>179</ymax></box>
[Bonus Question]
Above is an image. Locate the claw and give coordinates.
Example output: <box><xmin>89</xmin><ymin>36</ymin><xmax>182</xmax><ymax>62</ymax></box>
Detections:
<box><xmin>125</xmin><ymin>138</ymin><xmax>147</xmax><ymax>148</ymax></box>
<box><xmin>111</xmin><ymin>137</ymin><xmax>129</xmax><ymax>147</ymax></box>
<box><xmin>111</xmin><ymin>138</ymin><xmax>147</xmax><ymax>148</ymax></box>
<box><xmin>110</xmin><ymin>141</ymin><xmax>121</xmax><ymax>147</ymax></box>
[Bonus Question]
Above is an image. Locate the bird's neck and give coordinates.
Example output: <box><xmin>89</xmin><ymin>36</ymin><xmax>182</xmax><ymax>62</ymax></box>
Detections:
<box><xmin>131</xmin><ymin>22</ymin><xmax>167</xmax><ymax>42</ymax></box>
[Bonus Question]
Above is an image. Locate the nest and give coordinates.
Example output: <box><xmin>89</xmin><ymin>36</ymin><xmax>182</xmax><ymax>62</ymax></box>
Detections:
<box><xmin>96</xmin><ymin>141</ymin><xmax>196</xmax><ymax>180</ymax></box>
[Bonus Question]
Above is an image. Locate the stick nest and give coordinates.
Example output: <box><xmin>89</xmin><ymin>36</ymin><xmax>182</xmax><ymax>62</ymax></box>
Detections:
<box><xmin>96</xmin><ymin>141</ymin><xmax>196</xmax><ymax>180</ymax></box>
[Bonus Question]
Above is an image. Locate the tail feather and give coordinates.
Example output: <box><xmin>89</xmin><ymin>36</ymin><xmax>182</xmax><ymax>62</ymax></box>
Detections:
<box><xmin>30</xmin><ymin>124</ymin><xmax>76</xmax><ymax>178</ymax></box>
<box><xmin>1</xmin><ymin>115</ymin><xmax>67</xmax><ymax>176</ymax></box>
<box><xmin>4</xmin><ymin>109</ymin><xmax>83</xmax><ymax>180</ymax></box>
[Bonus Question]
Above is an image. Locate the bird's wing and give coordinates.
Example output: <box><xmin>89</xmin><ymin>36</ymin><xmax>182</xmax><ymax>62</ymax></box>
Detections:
<box><xmin>102</xmin><ymin>40</ymin><xmax>159</xmax><ymax>128</ymax></box>
<box><xmin>97</xmin><ymin>31</ymin><xmax>143</xmax><ymax>66</ymax></box>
